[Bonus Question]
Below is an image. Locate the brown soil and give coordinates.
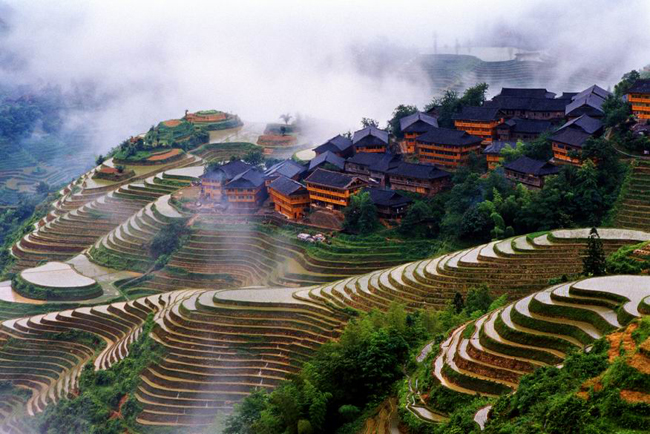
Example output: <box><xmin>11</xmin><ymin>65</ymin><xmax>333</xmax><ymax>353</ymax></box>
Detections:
<box><xmin>628</xmin><ymin>351</ymin><xmax>650</xmax><ymax>375</ymax></box>
<box><xmin>98</xmin><ymin>166</ymin><xmax>119</xmax><ymax>174</ymax></box>
<box><xmin>607</xmin><ymin>323</ymin><xmax>638</xmax><ymax>362</ymax></box>
<box><xmin>162</xmin><ymin>119</ymin><xmax>181</xmax><ymax>127</ymax></box>
<box><xmin>257</xmin><ymin>134</ymin><xmax>297</xmax><ymax>146</ymax></box>
<box><xmin>148</xmin><ymin>148</ymin><xmax>181</xmax><ymax>161</ymax></box>
<box><xmin>620</xmin><ymin>390</ymin><xmax>650</xmax><ymax>404</ymax></box>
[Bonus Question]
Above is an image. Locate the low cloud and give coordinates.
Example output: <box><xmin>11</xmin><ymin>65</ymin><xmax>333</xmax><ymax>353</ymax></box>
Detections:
<box><xmin>0</xmin><ymin>0</ymin><xmax>648</xmax><ymax>151</ymax></box>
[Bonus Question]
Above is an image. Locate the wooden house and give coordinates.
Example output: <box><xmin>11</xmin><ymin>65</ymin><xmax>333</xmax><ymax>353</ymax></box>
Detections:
<box><xmin>400</xmin><ymin>112</ymin><xmax>438</xmax><ymax>153</ymax></box>
<box><xmin>551</xmin><ymin>115</ymin><xmax>603</xmax><ymax>165</ymax></box>
<box><xmin>414</xmin><ymin>127</ymin><xmax>483</xmax><ymax>170</ymax></box>
<box><xmin>365</xmin><ymin>188</ymin><xmax>412</xmax><ymax>220</ymax></box>
<box><xmin>200</xmin><ymin>160</ymin><xmax>252</xmax><ymax>200</ymax></box>
<box><xmin>564</xmin><ymin>85</ymin><xmax>610</xmax><ymax>119</ymax></box>
<box><xmin>304</xmin><ymin>169</ymin><xmax>366</xmax><ymax>210</ymax></box>
<box><xmin>223</xmin><ymin>168</ymin><xmax>267</xmax><ymax>210</ymax></box>
<box><xmin>496</xmin><ymin>118</ymin><xmax>553</xmax><ymax>142</ymax></box>
<box><xmin>352</xmin><ymin>126</ymin><xmax>389</xmax><ymax>153</ymax></box>
<box><xmin>313</xmin><ymin>135</ymin><xmax>354</xmax><ymax>158</ymax></box>
<box><xmin>344</xmin><ymin>152</ymin><xmax>401</xmax><ymax>187</ymax></box>
<box><xmin>483</xmin><ymin>141</ymin><xmax>516</xmax><ymax>170</ymax></box>
<box><xmin>268</xmin><ymin>176</ymin><xmax>310</xmax><ymax>220</ymax></box>
<box><xmin>628</xmin><ymin>79</ymin><xmax>650</xmax><ymax>120</ymax></box>
<box><xmin>504</xmin><ymin>156</ymin><xmax>559</xmax><ymax>189</ymax></box>
<box><xmin>452</xmin><ymin>106</ymin><xmax>503</xmax><ymax>145</ymax></box>
<box><xmin>386</xmin><ymin>161</ymin><xmax>451</xmax><ymax>196</ymax></box>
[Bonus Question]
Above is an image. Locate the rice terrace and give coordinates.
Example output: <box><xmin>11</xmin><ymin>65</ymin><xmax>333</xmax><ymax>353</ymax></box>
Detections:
<box><xmin>1</xmin><ymin>1</ymin><xmax>650</xmax><ymax>433</ymax></box>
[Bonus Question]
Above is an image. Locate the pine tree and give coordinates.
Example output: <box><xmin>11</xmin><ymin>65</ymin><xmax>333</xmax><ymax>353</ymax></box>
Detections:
<box><xmin>583</xmin><ymin>227</ymin><xmax>606</xmax><ymax>276</ymax></box>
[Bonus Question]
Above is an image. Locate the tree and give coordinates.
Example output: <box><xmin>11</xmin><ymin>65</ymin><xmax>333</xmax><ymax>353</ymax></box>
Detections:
<box><xmin>523</xmin><ymin>132</ymin><xmax>554</xmax><ymax>161</ymax></box>
<box><xmin>459</xmin><ymin>82</ymin><xmax>489</xmax><ymax>107</ymax></box>
<box><xmin>360</xmin><ymin>117</ymin><xmax>379</xmax><ymax>128</ymax></box>
<box><xmin>583</xmin><ymin>227</ymin><xmax>606</xmax><ymax>276</ymax></box>
<box><xmin>601</xmin><ymin>95</ymin><xmax>631</xmax><ymax>129</ymax></box>
<box><xmin>243</xmin><ymin>149</ymin><xmax>264</xmax><ymax>166</ymax></box>
<box><xmin>95</xmin><ymin>154</ymin><xmax>105</xmax><ymax>165</ymax></box>
<box><xmin>613</xmin><ymin>70</ymin><xmax>641</xmax><ymax>97</ymax></box>
<box><xmin>398</xmin><ymin>200</ymin><xmax>441</xmax><ymax>239</ymax></box>
<box><xmin>453</xmin><ymin>292</ymin><xmax>464</xmax><ymax>314</ymax></box>
<box><xmin>459</xmin><ymin>205</ymin><xmax>493</xmax><ymax>242</ymax></box>
<box><xmin>343</xmin><ymin>191</ymin><xmax>378</xmax><ymax>234</ymax></box>
<box><xmin>387</xmin><ymin>104</ymin><xmax>417</xmax><ymax>139</ymax></box>
<box><xmin>280</xmin><ymin>113</ymin><xmax>293</xmax><ymax>125</ymax></box>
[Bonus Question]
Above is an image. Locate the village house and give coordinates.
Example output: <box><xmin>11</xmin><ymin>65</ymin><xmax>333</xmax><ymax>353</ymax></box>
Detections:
<box><xmin>485</xmin><ymin>88</ymin><xmax>565</xmax><ymax>120</ymax></box>
<box><xmin>352</xmin><ymin>126</ymin><xmax>389</xmax><ymax>153</ymax></box>
<box><xmin>627</xmin><ymin>79</ymin><xmax>650</xmax><ymax>120</ymax></box>
<box><xmin>313</xmin><ymin>135</ymin><xmax>354</xmax><ymax>158</ymax></box>
<box><xmin>200</xmin><ymin>160</ymin><xmax>252</xmax><ymax>200</ymax></box>
<box><xmin>344</xmin><ymin>152</ymin><xmax>401</xmax><ymax>187</ymax></box>
<box><xmin>496</xmin><ymin>118</ymin><xmax>553</xmax><ymax>142</ymax></box>
<box><xmin>308</xmin><ymin>151</ymin><xmax>346</xmax><ymax>172</ymax></box>
<box><xmin>386</xmin><ymin>161</ymin><xmax>451</xmax><ymax>196</ymax></box>
<box><xmin>452</xmin><ymin>106</ymin><xmax>503</xmax><ymax>145</ymax></box>
<box><xmin>268</xmin><ymin>175</ymin><xmax>311</xmax><ymax>220</ymax></box>
<box><xmin>263</xmin><ymin>159</ymin><xmax>307</xmax><ymax>187</ymax></box>
<box><xmin>365</xmin><ymin>188</ymin><xmax>412</xmax><ymax>221</ymax></box>
<box><xmin>564</xmin><ymin>85</ymin><xmax>611</xmax><ymax>119</ymax></box>
<box><xmin>400</xmin><ymin>111</ymin><xmax>438</xmax><ymax>153</ymax></box>
<box><xmin>304</xmin><ymin>169</ymin><xmax>366</xmax><ymax>210</ymax></box>
<box><xmin>223</xmin><ymin>168</ymin><xmax>267</xmax><ymax>210</ymax></box>
<box><xmin>414</xmin><ymin>127</ymin><xmax>483</xmax><ymax>170</ymax></box>
<box><xmin>551</xmin><ymin>114</ymin><xmax>603</xmax><ymax>165</ymax></box>
<box><xmin>483</xmin><ymin>141</ymin><xmax>516</xmax><ymax>170</ymax></box>
<box><xmin>504</xmin><ymin>156</ymin><xmax>559</xmax><ymax>189</ymax></box>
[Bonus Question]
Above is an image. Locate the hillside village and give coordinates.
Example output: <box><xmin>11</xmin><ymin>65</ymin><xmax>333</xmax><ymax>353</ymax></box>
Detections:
<box><xmin>191</xmin><ymin>79</ymin><xmax>650</xmax><ymax>230</ymax></box>
<box><xmin>0</xmin><ymin>70</ymin><xmax>649</xmax><ymax>434</ymax></box>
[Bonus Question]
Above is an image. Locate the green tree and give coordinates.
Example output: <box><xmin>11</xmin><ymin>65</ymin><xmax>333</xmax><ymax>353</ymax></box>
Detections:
<box><xmin>360</xmin><ymin>117</ymin><xmax>379</xmax><ymax>128</ymax></box>
<box><xmin>343</xmin><ymin>191</ymin><xmax>378</xmax><ymax>234</ymax></box>
<box><xmin>613</xmin><ymin>70</ymin><xmax>641</xmax><ymax>97</ymax></box>
<box><xmin>243</xmin><ymin>149</ymin><xmax>264</xmax><ymax>166</ymax></box>
<box><xmin>398</xmin><ymin>200</ymin><xmax>440</xmax><ymax>239</ymax></box>
<box><xmin>583</xmin><ymin>227</ymin><xmax>606</xmax><ymax>276</ymax></box>
<box><xmin>387</xmin><ymin>104</ymin><xmax>418</xmax><ymax>139</ymax></box>
<box><xmin>523</xmin><ymin>131</ymin><xmax>553</xmax><ymax>161</ymax></box>
<box><xmin>602</xmin><ymin>94</ymin><xmax>632</xmax><ymax>129</ymax></box>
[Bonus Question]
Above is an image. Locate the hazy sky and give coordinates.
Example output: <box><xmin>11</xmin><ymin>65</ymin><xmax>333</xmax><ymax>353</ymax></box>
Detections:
<box><xmin>1</xmin><ymin>0</ymin><xmax>649</xmax><ymax>150</ymax></box>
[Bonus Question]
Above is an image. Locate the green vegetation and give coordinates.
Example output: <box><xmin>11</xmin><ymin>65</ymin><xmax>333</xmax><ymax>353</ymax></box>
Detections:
<box><xmin>343</xmin><ymin>191</ymin><xmax>379</xmax><ymax>233</ymax></box>
<box><xmin>30</xmin><ymin>315</ymin><xmax>164</xmax><ymax>434</ymax></box>
<box><xmin>149</xmin><ymin>219</ymin><xmax>190</xmax><ymax>269</ymax></box>
<box><xmin>225</xmin><ymin>286</ymin><xmax>506</xmax><ymax>434</ymax></box>
<box><xmin>424</xmin><ymin>82</ymin><xmax>489</xmax><ymax>128</ymax></box>
<box><xmin>11</xmin><ymin>273</ymin><xmax>102</xmax><ymax>301</ymax></box>
<box><xmin>583</xmin><ymin>227</ymin><xmax>607</xmax><ymax>276</ymax></box>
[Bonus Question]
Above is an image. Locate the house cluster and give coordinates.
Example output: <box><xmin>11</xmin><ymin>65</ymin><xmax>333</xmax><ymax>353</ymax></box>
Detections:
<box><xmin>199</xmin><ymin>82</ymin><xmax>650</xmax><ymax>223</ymax></box>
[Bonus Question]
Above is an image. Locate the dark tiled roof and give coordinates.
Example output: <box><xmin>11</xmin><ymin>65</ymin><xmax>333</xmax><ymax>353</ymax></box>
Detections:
<box><xmin>499</xmin><ymin>118</ymin><xmax>553</xmax><ymax>134</ymax></box>
<box><xmin>557</xmin><ymin>92</ymin><xmax>579</xmax><ymax>100</ymax></box>
<box><xmin>201</xmin><ymin>160</ymin><xmax>252</xmax><ymax>180</ymax></box>
<box><xmin>314</xmin><ymin>135</ymin><xmax>353</xmax><ymax>154</ymax></box>
<box><xmin>387</xmin><ymin>161</ymin><xmax>450</xmax><ymax>180</ymax></box>
<box><xmin>572</xmin><ymin>85</ymin><xmax>611</xmax><ymax>101</ymax></box>
<box><xmin>452</xmin><ymin>106</ymin><xmax>501</xmax><ymax>122</ymax></box>
<box><xmin>305</xmin><ymin>169</ymin><xmax>361</xmax><ymax>189</ymax></box>
<box><xmin>416</xmin><ymin>127</ymin><xmax>483</xmax><ymax>146</ymax></box>
<box><xmin>551</xmin><ymin>128</ymin><xmax>592</xmax><ymax>148</ymax></box>
<box><xmin>494</xmin><ymin>88</ymin><xmax>556</xmax><ymax>99</ymax></box>
<box><xmin>268</xmin><ymin>175</ymin><xmax>306</xmax><ymax>196</ymax></box>
<box><xmin>365</xmin><ymin>188</ymin><xmax>412</xmax><ymax>208</ymax></box>
<box><xmin>400</xmin><ymin>112</ymin><xmax>439</xmax><ymax>133</ymax></box>
<box><xmin>629</xmin><ymin>79</ymin><xmax>650</xmax><ymax>94</ymax></box>
<box><xmin>557</xmin><ymin>115</ymin><xmax>603</xmax><ymax>135</ymax></box>
<box><xmin>504</xmin><ymin>156</ymin><xmax>559</xmax><ymax>176</ymax></box>
<box><xmin>483</xmin><ymin>141</ymin><xmax>516</xmax><ymax>155</ymax></box>
<box><xmin>308</xmin><ymin>151</ymin><xmax>346</xmax><ymax>171</ymax></box>
<box><xmin>352</xmin><ymin>126</ymin><xmax>389</xmax><ymax>145</ymax></box>
<box><xmin>565</xmin><ymin>93</ymin><xmax>606</xmax><ymax>116</ymax></box>
<box><xmin>486</xmin><ymin>97</ymin><xmax>567</xmax><ymax>112</ymax></box>
<box><xmin>264</xmin><ymin>160</ymin><xmax>306</xmax><ymax>180</ymax></box>
<box><xmin>225</xmin><ymin>168</ymin><xmax>265</xmax><ymax>189</ymax></box>
<box><xmin>346</xmin><ymin>152</ymin><xmax>401</xmax><ymax>173</ymax></box>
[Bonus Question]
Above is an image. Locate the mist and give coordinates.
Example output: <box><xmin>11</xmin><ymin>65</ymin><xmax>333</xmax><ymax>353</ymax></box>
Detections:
<box><xmin>1</xmin><ymin>0</ymin><xmax>649</xmax><ymax>152</ymax></box>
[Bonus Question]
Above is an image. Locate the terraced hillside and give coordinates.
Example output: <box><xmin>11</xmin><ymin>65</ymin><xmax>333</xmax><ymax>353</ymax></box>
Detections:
<box><xmin>0</xmin><ymin>228</ymin><xmax>648</xmax><ymax>430</ymax></box>
<box><xmin>9</xmin><ymin>156</ymin><xmax>203</xmax><ymax>272</ymax></box>
<box><xmin>433</xmin><ymin>275</ymin><xmax>650</xmax><ymax>398</ymax></box>
<box><xmin>615</xmin><ymin>159</ymin><xmax>650</xmax><ymax>231</ymax></box>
